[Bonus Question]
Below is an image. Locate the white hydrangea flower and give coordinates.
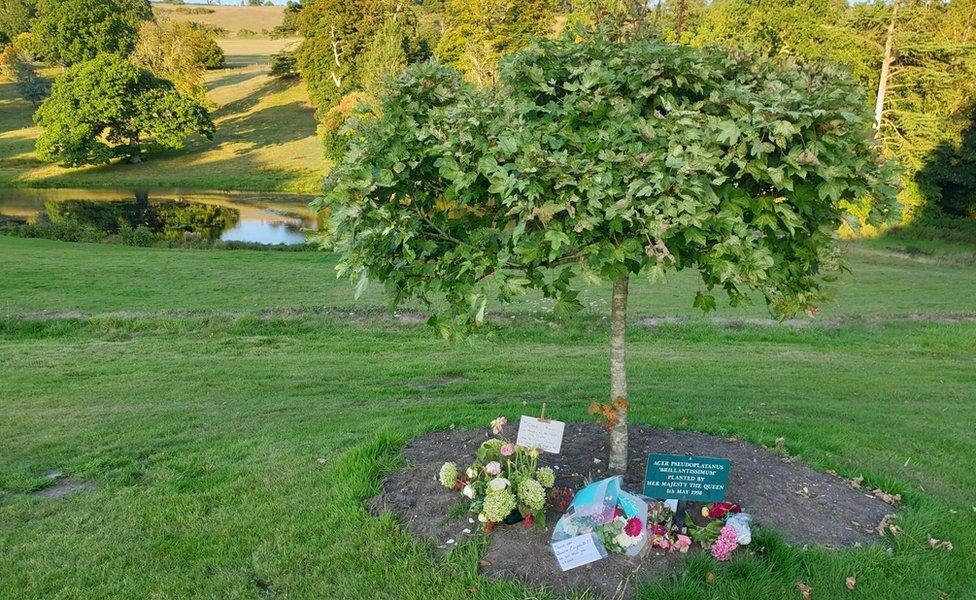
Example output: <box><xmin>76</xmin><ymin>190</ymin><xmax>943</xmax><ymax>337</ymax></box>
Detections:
<box><xmin>487</xmin><ymin>477</ymin><xmax>510</xmax><ymax>492</ymax></box>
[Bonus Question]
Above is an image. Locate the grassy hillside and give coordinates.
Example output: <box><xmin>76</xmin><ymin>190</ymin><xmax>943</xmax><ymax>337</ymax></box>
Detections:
<box><xmin>0</xmin><ymin>39</ymin><xmax>324</xmax><ymax>193</ymax></box>
<box><xmin>152</xmin><ymin>3</ymin><xmax>286</xmax><ymax>36</ymax></box>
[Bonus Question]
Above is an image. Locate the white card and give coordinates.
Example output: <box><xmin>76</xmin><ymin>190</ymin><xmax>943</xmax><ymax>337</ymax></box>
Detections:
<box><xmin>516</xmin><ymin>415</ymin><xmax>565</xmax><ymax>454</ymax></box>
<box><xmin>552</xmin><ymin>533</ymin><xmax>605</xmax><ymax>571</ymax></box>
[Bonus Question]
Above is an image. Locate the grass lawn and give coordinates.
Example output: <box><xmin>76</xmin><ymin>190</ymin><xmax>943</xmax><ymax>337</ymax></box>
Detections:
<box><xmin>0</xmin><ymin>234</ymin><xmax>975</xmax><ymax>598</ymax></box>
<box><xmin>0</xmin><ymin>38</ymin><xmax>324</xmax><ymax>193</ymax></box>
<box><xmin>1</xmin><ymin>314</ymin><xmax>975</xmax><ymax>599</ymax></box>
<box><xmin>1</xmin><ymin>235</ymin><xmax>974</xmax><ymax>318</ymax></box>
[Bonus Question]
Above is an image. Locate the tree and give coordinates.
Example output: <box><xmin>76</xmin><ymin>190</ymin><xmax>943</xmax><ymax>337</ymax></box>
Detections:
<box><xmin>269</xmin><ymin>50</ymin><xmax>299</xmax><ymax>79</ymax></box>
<box><xmin>296</xmin><ymin>0</ymin><xmax>422</xmax><ymax>109</ymax></box>
<box><xmin>31</xmin><ymin>0</ymin><xmax>152</xmax><ymax>66</ymax></box>
<box><xmin>318</xmin><ymin>29</ymin><xmax>897</xmax><ymax>470</ymax></box>
<box><xmin>689</xmin><ymin>0</ymin><xmax>876</xmax><ymax>84</ymax></box>
<box><xmin>0</xmin><ymin>0</ymin><xmax>37</xmax><ymax>45</ymax></box>
<box><xmin>847</xmin><ymin>0</ymin><xmax>976</xmax><ymax>220</ymax></box>
<box><xmin>0</xmin><ymin>42</ymin><xmax>48</xmax><ymax>108</ymax></box>
<box><xmin>358</xmin><ymin>18</ymin><xmax>408</xmax><ymax>97</ymax></box>
<box><xmin>131</xmin><ymin>19</ymin><xmax>225</xmax><ymax>100</ymax></box>
<box><xmin>434</xmin><ymin>0</ymin><xmax>557</xmax><ymax>84</ymax></box>
<box><xmin>34</xmin><ymin>54</ymin><xmax>214</xmax><ymax>167</ymax></box>
<box><xmin>919</xmin><ymin>104</ymin><xmax>976</xmax><ymax>217</ymax></box>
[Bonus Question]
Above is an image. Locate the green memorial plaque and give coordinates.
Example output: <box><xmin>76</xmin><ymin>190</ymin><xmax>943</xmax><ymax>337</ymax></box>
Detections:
<box><xmin>643</xmin><ymin>453</ymin><xmax>731</xmax><ymax>502</ymax></box>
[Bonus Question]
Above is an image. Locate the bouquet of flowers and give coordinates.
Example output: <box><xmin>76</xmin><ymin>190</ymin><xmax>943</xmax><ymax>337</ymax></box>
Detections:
<box><xmin>551</xmin><ymin>476</ymin><xmax>649</xmax><ymax>557</ymax></box>
<box><xmin>686</xmin><ymin>501</ymin><xmax>752</xmax><ymax>561</ymax></box>
<box><xmin>438</xmin><ymin>417</ymin><xmax>556</xmax><ymax>531</ymax></box>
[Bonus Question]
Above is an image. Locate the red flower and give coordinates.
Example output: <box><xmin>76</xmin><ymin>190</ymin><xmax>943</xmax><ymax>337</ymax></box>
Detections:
<box><xmin>523</xmin><ymin>514</ymin><xmax>535</xmax><ymax>528</ymax></box>
<box><xmin>707</xmin><ymin>501</ymin><xmax>742</xmax><ymax>519</ymax></box>
<box><xmin>651</xmin><ymin>523</ymin><xmax>667</xmax><ymax>537</ymax></box>
<box><xmin>485</xmin><ymin>522</ymin><xmax>494</xmax><ymax>534</ymax></box>
<box><xmin>613</xmin><ymin>506</ymin><xmax>623</xmax><ymax>519</ymax></box>
<box><xmin>625</xmin><ymin>517</ymin><xmax>643</xmax><ymax>537</ymax></box>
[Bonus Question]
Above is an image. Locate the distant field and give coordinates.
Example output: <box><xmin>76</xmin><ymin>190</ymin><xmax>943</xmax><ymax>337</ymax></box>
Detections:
<box><xmin>152</xmin><ymin>3</ymin><xmax>285</xmax><ymax>37</ymax></box>
<box><xmin>0</xmin><ymin>39</ymin><xmax>324</xmax><ymax>193</ymax></box>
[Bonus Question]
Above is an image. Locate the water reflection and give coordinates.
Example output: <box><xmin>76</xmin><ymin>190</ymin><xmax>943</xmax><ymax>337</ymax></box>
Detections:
<box><xmin>0</xmin><ymin>188</ymin><xmax>318</xmax><ymax>245</ymax></box>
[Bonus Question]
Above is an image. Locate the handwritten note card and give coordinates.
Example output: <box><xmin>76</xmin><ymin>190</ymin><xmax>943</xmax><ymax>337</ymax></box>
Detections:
<box><xmin>516</xmin><ymin>415</ymin><xmax>565</xmax><ymax>454</ymax></box>
<box><xmin>552</xmin><ymin>533</ymin><xmax>605</xmax><ymax>571</ymax></box>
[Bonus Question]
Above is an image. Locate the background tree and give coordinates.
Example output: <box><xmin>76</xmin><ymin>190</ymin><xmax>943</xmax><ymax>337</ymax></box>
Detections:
<box><xmin>31</xmin><ymin>0</ymin><xmax>152</xmax><ymax>66</ymax></box>
<box><xmin>434</xmin><ymin>0</ymin><xmax>557</xmax><ymax>84</ymax></box>
<box><xmin>296</xmin><ymin>0</ymin><xmax>421</xmax><ymax>110</ymax></box>
<box><xmin>319</xmin><ymin>29</ymin><xmax>897</xmax><ymax>470</ymax></box>
<box><xmin>847</xmin><ymin>0</ymin><xmax>976</xmax><ymax>221</ymax></box>
<box><xmin>269</xmin><ymin>50</ymin><xmax>299</xmax><ymax>80</ymax></box>
<box><xmin>34</xmin><ymin>54</ymin><xmax>214</xmax><ymax>167</ymax></box>
<box><xmin>131</xmin><ymin>19</ymin><xmax>225</xmax><ymax>100</ymax></box>
<box><xmin>919</xmin><ymin>104</ymin><xmax>976</xmax><ymax>217</ymax></box>
<box><xmin>0</xmin><ymin>41</ymin><xmax>48</xmax><ymax>108</ymax></box>
<box><xmin>358</xmin><ymin>18</ymin><xmax>408</xmax><ymax>97</ymax></box>
<box><xmin>0</xmin><ymin>0</ymin><xmax>37</xmax><ymax>46</ymax></box>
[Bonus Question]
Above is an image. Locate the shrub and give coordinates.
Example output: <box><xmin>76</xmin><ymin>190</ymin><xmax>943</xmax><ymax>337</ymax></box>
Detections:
<box><xmin>269</xmin><ymin>50</ymin><xmax>298</xmax><ymax>79</ymax></box>
<box><xmin>321</xmin><ymin>91</ymin><xmax>369</xmax><ymax>161</ymax></box>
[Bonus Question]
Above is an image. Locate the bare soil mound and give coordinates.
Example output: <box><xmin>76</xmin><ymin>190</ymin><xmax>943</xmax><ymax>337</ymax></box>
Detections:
<box><xmin>368</xmin><ymin>423</ymin><xmax>893</xmax><ymax>598</ymax></box>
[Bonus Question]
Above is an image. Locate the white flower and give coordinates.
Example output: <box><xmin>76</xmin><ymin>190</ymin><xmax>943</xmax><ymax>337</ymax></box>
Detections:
<box><xmin>484</xmin><ymin>461</ymin><xmax>501</xmax><ymax>475</ymax></box>
<box><xmin>462</xmin><ymin>484</ymin><xmax>476</xmax><ymax>499</ymax></box>
<box><xmin>477</xmin><ymin>513</ymin><xmax>487</xmax><ymax>523</ymax></box>
<box><xmin>487</xmin><ymin>477</ymin><xmax>510</xmax><ymax>492</ymax></box>
<box><xmin>466</xmin><ymin>467</ymin><xmax>478</xmax><ymax>479</ymax></box>
<box><xmin>615</xmin><ymin>532</ymin><xmax>635</xmax><ymax>548</ymax></box>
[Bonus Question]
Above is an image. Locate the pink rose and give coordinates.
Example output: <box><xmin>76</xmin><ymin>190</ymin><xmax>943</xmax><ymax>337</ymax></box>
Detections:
<box><xmin>485</xmin><ymin>461</ymin><xmax>501</xmax><ymax>475</ymax></box>
<box><xmin>500</xmin><ymin>443</ymin><xmax>515</xmax><ymax>457</ymax></box>
<box><xmin>673</xmin><ymin>534</ymin><xmax>692</xmax><ymax>554</ymax></box>
<box><xmin>624</xmin><ymin>517</ymin><xmax>643</xmax><ymax>537</ymax></box>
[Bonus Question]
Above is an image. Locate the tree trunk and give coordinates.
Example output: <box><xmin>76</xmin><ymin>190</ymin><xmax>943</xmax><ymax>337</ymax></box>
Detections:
<box><xmin>608</xmin><ymin>275</ymin><xmax>629</xmax><ymax>472</ymax></box>
<box><xmin>874</xmin><ymin>1</ymin><xmax>899</xmax><ymax>130</ymax></box>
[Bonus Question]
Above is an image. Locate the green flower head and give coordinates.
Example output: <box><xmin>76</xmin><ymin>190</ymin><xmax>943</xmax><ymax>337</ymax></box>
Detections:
<box><xmin>483</xmin><ymin>489</ymin><xmax>517</xmax><ymax>523</ymax></box>
<box><xmin>438</xmin><ymin>462</ymin><xmax>458</xmax><ymax>488</ymax></box>
<box><xmin>518</xmin><ymin>478</ymin><xmax>546</xmax><ymax>511</ymax></box>
<box><xmin>536</xmin><ymin>466</ymin><xmax>555</xmax><ymax>489</ymax></box>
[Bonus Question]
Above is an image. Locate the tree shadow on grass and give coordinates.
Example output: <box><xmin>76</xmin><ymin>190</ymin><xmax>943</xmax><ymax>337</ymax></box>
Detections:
<box><xmin>214</xmin><ymin>77</ymin><xmax>295</xmax><ymax>120</ymax></box>
<box><xmin>207</xmin><ymin>69</ymin><xmax>265</xmax><ymax>92</ymax></box>
<box><xmin>217</xmin><ymin>102</ymin><xmax>317</xmax><ymax>153</ymax></box>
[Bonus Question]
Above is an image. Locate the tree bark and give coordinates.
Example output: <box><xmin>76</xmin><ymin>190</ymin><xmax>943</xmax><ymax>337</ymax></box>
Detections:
<box><xmin>608</xmin><ymin>275</ymin><xmax>629</xmax><ymax>472</ymax></box>
<box><xmin>874</xmin><ymin>1</ymin><xmax>899</xmax><ymax>131</ymax></box>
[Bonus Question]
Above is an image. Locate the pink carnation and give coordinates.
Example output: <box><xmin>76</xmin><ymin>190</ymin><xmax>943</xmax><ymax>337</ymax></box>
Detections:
<box><xmin>500</xmin><ymin>443</ymin><xmax>515</xmax><ymax>457</ymax></box>
<box><xmin>711</xmin><ymin>525</ymin><xmax>738</xmax><ymax>561</ymax></box>
<box><xmin>673</xmin><ymin>534</ymin><xmax>692</xmax><ymax>553</ymax></box>
<box><xmin>624</xmin><ymin>517</ymin><xmax>643</xmax><ymax>537</ymax></box>
<box><xmin>484</xmin><ymin>461</ymin><xmax>501</xmax><ymax>475</ymax></box>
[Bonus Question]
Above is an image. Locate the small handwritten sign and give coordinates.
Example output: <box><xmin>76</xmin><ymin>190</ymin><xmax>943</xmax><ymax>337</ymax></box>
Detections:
<box><xmin>643</xmin><ymin>453</ymin><xmax>731</xmax><ymax>503</ymax></box>
<box><xmin>516</xmin><ymin>415</ymin><xmax>565</xmax><ymax>454</ymax></box>
<box><xmin>552</xmin><ymin>533</ymin><xmax>605</xmax><ymax>571</ymax></box>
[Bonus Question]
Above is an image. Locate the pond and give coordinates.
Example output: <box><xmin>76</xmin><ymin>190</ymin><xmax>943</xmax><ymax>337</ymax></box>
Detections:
<box><xmin>0</xmin><ymin>188</ymin><xmax>320</xmax><ymax>245</ymax></box>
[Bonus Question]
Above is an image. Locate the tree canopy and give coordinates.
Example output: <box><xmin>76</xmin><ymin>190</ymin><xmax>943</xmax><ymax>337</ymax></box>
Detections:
<box><xmin>0</xmin><ymin>0</ymin><xmax>36</xmax><ymax>46</ymax></box>
<box><xmin>322</xmin><ymin>29</ymin><xmax>897</xmax><ymax>329</ymax></box>
<box><xmin>296</xmin><ymin>0</ymin><xmax>423</xmax><ymax>109</ymax></box>
<box><xmin>319</xmin><ymin>29</ymin><xmax>897</xmax><ymax>465</ymax></box>
<box><xmin>31</xmin><ymin>0</ymin><xmax>152</xmax><ymax>66</ymax></box>
<box><xmin>131</xmin><ymin>19</ymin><xmax>225</xmax><ymax>100</ymax></box>
<box><xmin>34</xmin><ymin>54</ymin><xmax>214</xmax><ymax>166</ymax></box>
<box><xmin>434</xmin><ymin>0</ymin><xmax>558</xmax><ymax>85</ymax></box>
